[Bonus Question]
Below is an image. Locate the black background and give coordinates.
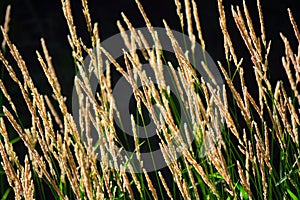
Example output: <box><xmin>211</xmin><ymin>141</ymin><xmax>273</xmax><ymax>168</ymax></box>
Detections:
<box><xmin>0</xmin><ymin>0</ymin><xmax>299</xmax><ymax>110</ymax></box>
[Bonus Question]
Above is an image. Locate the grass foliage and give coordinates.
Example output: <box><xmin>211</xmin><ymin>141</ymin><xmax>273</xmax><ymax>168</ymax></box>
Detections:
<box><xmin>0</xmin><ymin>0</ymin><xmax>299</xmax><ymax>199</ymax></box>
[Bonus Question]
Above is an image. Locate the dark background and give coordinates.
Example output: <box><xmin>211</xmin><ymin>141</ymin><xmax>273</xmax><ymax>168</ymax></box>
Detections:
<box><xmin>0</xmin><ymin>0</ymin><xmax>299</xmax><ymax>111</ymax></box>
<box><xmin>0</xmin><ymin>0</ymin><xmax>299</xmax><ymax>199</ymax></box>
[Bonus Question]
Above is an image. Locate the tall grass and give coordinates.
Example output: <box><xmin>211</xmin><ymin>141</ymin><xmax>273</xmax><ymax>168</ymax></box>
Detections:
<box><xmin>0</xmin><ymin>0</ymin><xmax>299</xmax><ymax>199</ymax></box>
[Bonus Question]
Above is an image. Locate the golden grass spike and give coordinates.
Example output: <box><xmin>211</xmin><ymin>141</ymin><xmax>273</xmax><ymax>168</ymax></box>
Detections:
<box><xmin>0</xmin><ymin>118</ymin><xmax>20</xmax><ymax>168</ymax></box>
<box><xmin>0</xmin><ymin>79</ymin><xmax>17</xmax><ymax>114</ymax></box>
<box><xmin>201</xmin><ymin>61</ymin><xmax>217</xmax><ymax>86</ymax></box>
<box><xmin>117</xmin><ymin>20</ymin><xmax>131</xmax><ymax>51</ymax></box>
<box><xmin>242</xmin><ymin>0</ymin><xmax>261</xmax><ymax>55</ymax></box>
<box><xmin>131</xmin><ymin>115</ymin><xmax>141</xmax><ymax>166</ymax></box>
<box><xmin>78</xmin><ymin>146</ymin><xmax>94</xmax><ymax>199</ymax></box>
<box><xmin>60</xmin><ymin>150</ymin><xmax>81</xmax><ymax>199</ymax></box>
<box><xmin>135</xmin><ymin>0</ymin><xmax>154</xmax><ymax>34</ymax></box>
<box><xmin>183</xmin><ymin>157</ymin><xmax>200</xmax><ymax>199</ymax></box>
<box><xmin>3</xmin><ymin>106</ymin><xmax>65</xmax><ymax>198</ymax></box>
<box><xmin>44</xmin><ymin>95</ymin><xmax>64</xmax><ymax>131</ymax></box>
<box><xmin>237</xmin><ymin>160</ymin><xmax>252</xmax><ymax>198</ymax></box>
<box><xmin>231</xmin><ymin>6</ymin><xmax>261</xmax><ymax>66</ymax></box>
<box><xmin>41</xmin><ymin>38</ymin><xmax>62</xmax><ymax>94</ymax></box>
<box><xmin>217</xmin><ymin>0</ymin><xmax>238</xmax><ymax>65</ymax></box>
<box><xmin>81</xmin><ymin>0</ymin><xmax>92</xmax><ymax>33</ymax></box>
<box><xmin>1</xmin><ymin>26</ymin><xmax>35</xmax><ymax>91</ymax></box>
<box><xmin>1</xmin><ymin>5</ymin><xmax>11</xmax><ymax>50</ymax></box>
<box><xmin>0</xmin><ymin>138</ymin><xmax>21</xmax><ymax>193</ymax></box>
<box><xmin>121</xmin><ymin>13</ymin><xmax>144</xmax><ymax>58</ymax></box>
<box><xmin>21</xmin><ymin>156</ymin><xmax>35</xmax><ymax>199</ymax></box>
<box><xmin>257</xmin><ymin>0</ymin><xmax>266</xmax><ymax>47</ymax></box>
<box><xmin>36</xmin><ymin>50</ymin><xmax>71</xmax><ymax>132</ymax></box>
<box><xmin>280</xmin><ymin>33</ymin><xmax>300</xmax><ymax>105</ymax></box>
<box><xmin>158</xmin><ymin>171</ymin><xmax>174</xmax><ymax>200</ymax></box>
<box><xmin>174</xmin><ymin>0</ymin><xmax>184</xmax><ymax>27</ymax></box>
<box><xmin>121</xmin><ymin>169</ymin><xmax>134</xmax><ymax>200</ymax></box>
<box><xmin>184</xmin><ymin>150</ymin><xmax>219</xmax><ymax>198</ymax></box>
<box><xmin>218</xmin><ymin>61</ymin><xmax>251</xmax><ymax>126</ymax></box>
<box><xmin>127</xmin><ymin>162</ymin><xmax>142</xmax><ymax>195</ymax></box>
<box><xmin>191</xmin><ymin>0</ymin><xmax>205</xmax><ymax>50</ymax></box>
<box><xmin>143</xmin><ymin>169</ymin><xmax>158</xmax><ymax>200</ymax></box>
<box><xmin>0</xmin><ymin>50</ymin><xmax>18</xmax><ymax>83</ymax></box>
<box><xmin>288</xmin><ymin>9</ymin><xmax>300</xmax><ymax>43</ymax></box>
<box><xmin>184</xmin><ymin>0</ymin><xmax>196</xmax><ymax>53</ymax></box>
<box><xmin>61</xmin><ymin>0</ymin><xmax>81</xmax><ymax>53</ymax></box>
<box><xmin>100</xmin><ymin>47</ymin><xmax>130</xmax><ymax>82</ymax></box>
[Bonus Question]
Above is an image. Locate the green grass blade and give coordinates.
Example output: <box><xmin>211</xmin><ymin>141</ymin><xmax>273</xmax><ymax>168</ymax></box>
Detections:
<box><xmin>0</xmin><ymin>188</ymin><xmax>11</xmax><ymax>200</ymax></box>
<box><xmin>287</xmin><ymin>189</ymin><xmax>299</xmax><ymax>200</ymax></box>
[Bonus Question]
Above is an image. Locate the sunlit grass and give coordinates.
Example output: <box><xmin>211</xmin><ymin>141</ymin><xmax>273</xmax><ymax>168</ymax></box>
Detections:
<box><xmin>0</xmin><ymin>0</ymin><xmax>299</xmax><ymax>199</ymax></box>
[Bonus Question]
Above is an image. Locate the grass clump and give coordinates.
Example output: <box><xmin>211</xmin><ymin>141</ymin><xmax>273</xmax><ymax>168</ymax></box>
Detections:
<box><xmin>0</xmin><ymin>0</ymin><xmax>299</xmax><ymax>199</ymax></box>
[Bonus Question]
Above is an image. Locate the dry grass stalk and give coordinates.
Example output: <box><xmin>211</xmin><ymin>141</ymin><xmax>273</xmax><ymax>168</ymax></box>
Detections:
<box><xmin>219</xmin><ymin>63</ymin><xmax>250</xmax><ymax>128</ymax></box>
<box><xmin>134</xmin><ymin>0</ymin><xmax>154</xmax><ymax>35</ymax></box>
<box><xmin>183</xmin><ymin>157</ymin><xmax>200</xmax><ymax>199</ymax></box>
<box><xmin>0</xmin><ymin>50</ymin><xmax>19</xmax><ymax>83</ymax></box>
<box><xmin>231</xmin><ymin>6</ymin><xmax>261</xmax><ymax>67</ymax></box>
<box><xmin>117</xmin><ymin>20</ymin><xmax>131</xmax><ymax>51</ymax></box>
<box><xmin>127</xmin><ymin>162</ymin><xmax>142</xmax><ymax>195</ymax></box>
<box><xmin>158</xmin><ymin>171</ymin><xmax>173</xmax><ymax>200</ymax></box>
<box><xmin>168</xmin><ymin>62</ymin><xmax>185</xmax><ymax>102</ymax></box>
<box><xmin>237</xmin><ymin>160</ymin><xmax>252</xmax><ymax>199</ymax></box>
<box><xmin>256</xmin><ymin>140</ymin><xmax>268</xmax><ymax>200</ymax></box>
<box><xmin>184</xmin><ymin>0</ymin><xmax>196</xmax><ymax>53</ymax></box>
<box><xmin>1</xmin><ymin>27</ymin><xmax>35</xmax><ymax>92</ymax></box>
<box><xmin>183</xmin><ymin>150</ymin><xmax>219</xmax><ymax>198</ymax></box>
<box><xmin>81</xmin><ymin>0</ymin><xmax>92</xmax><ymax>33</ymax></box>
<box><xmin>191</xmin><ymin>0</ymin><xmax>205</xmax><ymax>50</ymax></box>
<box><xmin>0</xmin><ymin>139</ymin><xmax>22</xmax><ymax>198</ymax></box>
<box><xmin>288</xmin><ymin>8</ymin><xmax>300</xmax><ymax>43</ymax></box>
<box><xmin>201</xmin><ymin>61</ymin><xmax>218</xmax><ymax>86</ymax></box>
<box><xmin>174</xmin><ymin>0</ymin><xmax>184</xmax><ymax>27</ymax></box>
<box><xmin>121</xmin><ymin>169</ymin><xmax>134</xmax><ymax>200</ymax></box>
<box><xmin>78</xmin><ymin>147</ymin><xmax>94</xmax><ymax>199</ymax></box>
<box><xmin>280</xmin><ymin>33</ymin><xmax>300</xmax><ymax>106</ymax></box>
<box><xmin>121</xmin><ymin>13</ymin><xmax>145</xmax><ymax>58</ymax></box>
<box><xmin>217</xmin><ymin>62</ymin><xmax>247</xmax><ymax>143</ymax></box>
<box><xmin>257</xmin><ymin>0</ymin><xmax>266</xmax><ymax>46</ymax></box>
<box><xmin>0</xmin><ymin>80</ymin><xmax>17</xmax><ymax>114</ymax></box>
<box><xmin>131</xmin><ymin>115</ymin><xmax>142</xmax><ymax>166</ymax></box>
<box><xmin>263</xmin><ymin>123</ymin><xmax>272</xmax><ymax>172</ymax></box>
<box><xmin>0</xmin><ymin>119</ymin><xmax>20</xmax><ymax>168</ymax></box>
<box><xmin>21</xmin><ymin>156</ymin><xmax>34</xmax><ymax>200</ymax></box>
<box><xmin>285</xmin><ymin>9</ymin><xmax>300</xmax><ymax>96</ymax></box>
<box><xmin>36</xmin><ymin>49</ymin><xmax>79</xmax><ymax>146</ymax></box>
<box><xmin>40</xmin><ymin>38</ymin><xmax>61</xmax><ymax>93</ymax></box>
<box><xmin>1</xmin><ymin>5</ymin><xmax>11</xmax><ymax>50</ymax></box>
<box><xmin>207</xmin><ymin>146</ymin><xmax>235</xmax><ymax>195</ymax></box>
<box><xmin>217</xmin><ymin>0</ymin><xmax>238</xmax><ymax>65</ymax></box>
<box><xmin>3</xmin><ymin>106</ymin><xmax>64</xmax><ymax>198</ymax></box>
<box><xmin>103</xmin><ymin>169</ymin><xmax>113</xmax><ymax>199</ymax></box>
<box><xmin>143</xmin><ymin>169</ymin><xmax>158</xmax><ymax>200</ymax></box>
<box><xmin>242</xmin><ymin>1</ymin><xmax>261</xmax><ymax>56</ymax></box>
<box><xmin>61</xmin><ymin>0</ymin><xmax>81</xmax><ymax>54</ymax></box>
<box><xmin>100</xmin><ymin>47</ymin><xmax>130</xmax><ymax>82</ymax></box>
<box><xmin>44</xmin><ymin>95</ymin><xmax>63</xmax><ymax>131</ymax></box>
<box><xmin>60</xmin><ymin>147</ymin><xmax>81</xmax><ymax>199</ymax></box>
<box><xmin>160</xmin><ymin>143</ymin><xmax>188</xmax><ymax>199</ymax></box>
<box><xmin>182</xmin><ymin>178</ymin><xmax>191</xmax><ymax>199</ymax></box>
